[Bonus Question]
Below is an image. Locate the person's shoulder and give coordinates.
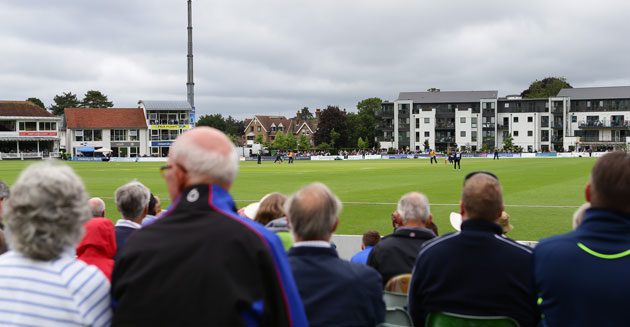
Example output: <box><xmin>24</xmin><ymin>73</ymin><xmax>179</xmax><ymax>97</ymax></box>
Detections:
<box><xmin>416</xmin><ymin>232</ymin><xmax>461</xmax><ymax>257</ymax></box>
<box><xmin>344</xmin><ymin>258</ymin><xmax>382</xmax><ymax>284</ymax></box>
<box><xmin>535</xmin><ymin>231</ymin><xmax>578</xmax><ymax>254</ymax></box>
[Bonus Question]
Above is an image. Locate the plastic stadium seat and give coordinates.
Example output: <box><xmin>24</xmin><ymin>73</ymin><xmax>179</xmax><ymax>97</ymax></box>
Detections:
<box><xmin>425</xmin><ymin>312</ymin><xmax>519</xmax><ymax>327</ymax></box>
<box><xmin>385</xmin><ymin>273</ymin><xmax>412</xmax><ymax>294</ymax></box>
<box><xmin>383</xmin><ymin>291</ymin><xmax>408</xmax><ymax>309</ymax></box>
<box><xmin>377</xmin><ymin>307</ymin><xmax>413</xmax><ymax>327</ymax></box>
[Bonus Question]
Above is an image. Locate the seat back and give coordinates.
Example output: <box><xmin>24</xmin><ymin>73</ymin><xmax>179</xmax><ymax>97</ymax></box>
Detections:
<box><xmin>385</xmin><ymin>273</ymin><xmax>412</xmax><ymax>294</ymax></box>
<box><xmin>383</xmin><ymin>291</ymin><xmax>408</xmax><ymax>308</ymax></box>
<box><xmin>425</xmin><ymin>312</ymin><xmax>519</xmax><ymax>327</ymax></box>
<box><xmin>379</xmin><ymin>307</ymin><xmax>413</xmax><ymax>327</ymax></box>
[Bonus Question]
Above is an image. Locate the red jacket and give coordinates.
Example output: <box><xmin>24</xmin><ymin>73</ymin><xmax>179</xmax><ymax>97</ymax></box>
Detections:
<box><xmin>77</xmin><ymin>217</ymin><xmax>116</xmax><ymax>281</ymax></box>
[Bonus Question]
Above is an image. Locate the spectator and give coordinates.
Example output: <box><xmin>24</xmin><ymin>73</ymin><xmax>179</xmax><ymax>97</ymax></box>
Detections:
<box><xmin>0</xmin><ymin>181</ymin><xmax>10</xmax><ymax>254</ymax></box>
<box><xmin>111</xmin><ymin>127</ymin><xmax>307</xmax><ymax>326</ymax></box>
<box><xmin>571</xmin><ymin>202</ymin><xmax>590</xmax><ymax>229</ymax></box>
<box><xmin>367</xmin><ymin>192</ymin><xmax>436</xmax><ymax>285</ymax></box>
<box><xmin>88</xmin><ymin>197</ymin><xmax>106</xmax><ymax>218</ymax></box>
<box><xmin>350</xmin><ymin>230</ymin><xmax>380</xmax><ymax>264</ymax></box>
<box><xmin>408</xmin><ymin>173</ymin><xmax>538</xmax><ymax>327</ymax></box>
<box><xmin>498</xmin><ymin>211</ymin><xmax>513</xmax><ymax>235</ymax></box>
<box><xmin>76</xmin><ymin>217</ymin><xmax>116</xmax><ymax>281</ymax></box>
<box><xmin>286</xmin><ymin>183</ymin><xmax>384</xmax><ymax>327</ymax></box>
<box><xmin>141</xmin><ymin>193</ymin><xmax>163</xmax><ymax>226</ymax></box>
<box><xmin>255</xmin><ymin>192</ymin><xmax>286</xmax><ymax>225</ymax></box>
<box><xmin>114</xmin><ymin>181</ymin><xmax>150</xmax><ymax>255</ymax></box>
<box><xmin>0</xmin><ymin>162</ymin><xmax>111</xmax><ymax>325</ymax></box>
<box><xmin>534</xmin><ymin>152</ymin><xmax>630</xmax><ymax>326</ymax></box>
<box><xmin>255</xmin><ymin>192</ymin><xmax>293</xmax><ymax>251</ymax></box>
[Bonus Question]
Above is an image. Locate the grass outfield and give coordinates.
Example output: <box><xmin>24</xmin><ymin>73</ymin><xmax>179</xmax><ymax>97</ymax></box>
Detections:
<box><xmin>0</xmin><ymin>157</ymin><xmax>596</xmax><ymax>241</ymax></box>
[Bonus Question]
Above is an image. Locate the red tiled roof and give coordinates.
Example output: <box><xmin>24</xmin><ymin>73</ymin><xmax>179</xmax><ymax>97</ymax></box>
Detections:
<box><xmin>0</xmin><ymin>101</ymin><xmax>54</xmax><ymax>117</ymax></box>
<box><xmin>65</xmin><ymin>108</ymin><xmax>147</xmax><ymax>129</ymax></box>
<box><xmin>255</xmin><ymin>115</ymin><xmax>292</xmax><ymax>134</ymax></box>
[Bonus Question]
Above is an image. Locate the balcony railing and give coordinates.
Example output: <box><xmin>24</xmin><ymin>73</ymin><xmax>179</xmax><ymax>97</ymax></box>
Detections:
<box><xmin>578</xmin><ymin>137</ymin><xmax>626</xmax><ymax>143</ymax></box>
<box><xmin>435</xmin><ymin>122</ymin><xmax>455</xmax><ymax>129</ymax></box>
<box><xmin>551</xmin><ymin>122</ymin><xmax>563</xmax><ymax>129</ymax></box>
<box><xmin>435</xmin><ymin>137</ymin><xmax>455</xmax><ymax>143</ymax></box>
<box><xmin>578</xmin><ymin>120</ymin><xmax>630</xmax><ymax>129</ymax></box>
<box><xmin>497</xmin><ymin>124</ymin><xmax>508</xmax><ymax>129</ymax></box>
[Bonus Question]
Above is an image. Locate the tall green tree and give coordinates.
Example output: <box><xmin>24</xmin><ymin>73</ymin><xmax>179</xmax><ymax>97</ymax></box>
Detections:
<box><xmin>521</xmin><ymin>77</ymin><xmax>572</xmax><ymax>98</ymax></box>
<box><xmin>356</xmin><ymin>97</ymin><xmax>381</xmax><ymax>147</ymax></box>
<box><xmin>299</xmin><ymin>107</ymin><xmax>313</xmax><ymax>120</ymax></box>
<box><xmin>26</xmin><ymin>97</ymin><xmax>45</xmax><ymax>109</ymax></box>
<box><xmin>197</xmin><ymin>114</ymin><xmax>226</xmax><ymax>130</ymax></box>
<box><xmin>357</xmin><ymin>137</ymin><xmax>368</xmax><ymax>150</ymax></box>
<box><xmin>255</xmin><ymin>134</ymin><xmax>264</xmax><ymax>145</ymax></box>
<box><xmin>272</xmin><ymin>131</ymin><xmax>287</xmax><ymax>150</ymax></box>
<box><xmin>503</xmin><ymin>135</ymin><xmax>514</xmax><ymax>151</ymax></box>
<box><xmin>285</xmin><ymin>132</ymin><xmax>298</xmax><ymax>150</ymax></box>
<box><xmin>298</xmin><ymin>134</ymin><xmax>310</xmax><ymax>151</ymax></box>
<box><xmin>50</xmin><ymin>92</ymin><xmax>80</xmax><ymax>115</ymax></box>
<box><xmin>313</xmin><ymin>106</ymin><xmax>348</xmax><ymax>147</ymax></box>
<box><xmin>346</xmin><ymin>112</ymin><xmax>361</xmax><ymax>148</ymax></box>
<box><xmin>81</xmin><ymin>90</ymin><xmax>113</xmax><ymax>108</ymax></box>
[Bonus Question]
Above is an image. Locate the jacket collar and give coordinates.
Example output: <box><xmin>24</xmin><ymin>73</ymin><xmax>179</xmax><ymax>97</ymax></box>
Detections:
<box><xmin>175</xmin><ymin>184</ymin><xmax>238</xmax><ymax>214</ymax></box>
<box><xmin>392</xmin><ymin>226</ymin><xmax>436</xmax><ymax>239</ymax></box>
<box><xmin>288</xmin><ymin>245</ymin><xmax>339</xmax><ymax>258</ymax></box>
<box><xmin>579</xmin><ymin>208</ymin><xmax>630</xmax><ymax>233</ymax></box>
<box><xmin>460</xmin><ymin>219</ymin><xmax>503</xmax><ymax>235</ymax></box>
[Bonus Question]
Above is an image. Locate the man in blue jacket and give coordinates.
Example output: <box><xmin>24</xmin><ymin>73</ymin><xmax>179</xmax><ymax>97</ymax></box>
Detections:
<box><xmin>534</xmin><ymin>151</ymin><xmax>630</xmax><ymax>326</ymax></box>
<box><xmin>408</xmin><ymin>173</ymin><xmax>538</xmax><ymax>327</ymax></box>
<box><xmin>286</xmin><ymin>183</ymin><xmax>385</xmax><ymax>327</ymax></box>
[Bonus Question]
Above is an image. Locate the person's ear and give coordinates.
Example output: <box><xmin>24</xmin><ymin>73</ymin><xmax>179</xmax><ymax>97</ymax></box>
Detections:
<box><xmin>459</xmin><ymin>201</ymin><xmax>465</xmax><ymax>218</ymax></box>
<box><xmin>585</xmin><ymin>183</ymin><xmax>592</xmax><ymax>202</ymax></box>
<box><xmin>331</xmin><ymin>217</ymin><xmax>339</xmax><ymax>233</ymax></box>
<box><xmin>427</xmin><ymin>214</ymin><xmax>433</xmax><ymax>225</ymax></box>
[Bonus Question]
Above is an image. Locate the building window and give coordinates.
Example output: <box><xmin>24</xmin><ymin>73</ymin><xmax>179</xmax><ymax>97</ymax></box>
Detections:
<box><xmin>129</xmin><ymin>130</ymin><xmax>139</xmax><ymax>141</ymax></box>
<box><xmin>587</xmin><ymin>101</ymin><xmax>591</xmax><ymax>107</ymax></box>
<box><xmin>0</xmin><ymin>121</ymin><xmax>16</xmax><ymax>132</ymax></box>
<box><xmin>528</xmin><ymin>130</ymin><xmax>533</xmax><ymax>137</ymax></box>
<box><xmin>39</xmin><ymin>122</ymin><xmax>57</xmax><ymax>131</ymax></box>
<box><xmin>471</xmin><ymin>131</ymin><xmax>478</xmax><ymax>142</ymax></box>
<box><xmin>257</xmin><ymin>126</ymin><xmax>261</xmax><ymax>132</ymax></box>
<box><xmin>527</xmin><ymin>116</ymin><xmax>533</xmax><ymax>123</ymax></box>
<box><xmin>460</xmin><ymin>131</ymin><xmax>466</xmax><ymax>137</ymax></box>
<box><xmin>75</xmin><ymin>130</ymin><xmax>83</xmax><ymax>142</ymax></box>
<box><xmin>416</xmin><ymin>119</ymin><xmax>420</xmax><ymax>129</ymax></box>
<box><xmin>18</xmin><ymin>122</ymin><xmax>37</xmax><ymax>131</ymax></box>
<box><xmin>460</xmin><ymin>117</ymin><xmax>466</xmax><ymax>124</ymax></box>
<box><xmin>111</xmin><ymin>129</ymin><xmax>128</xmax><ymax>141</ymax></box>
<box><xmin>504</xmin><ymin>103</ymin><xmax>509</xmax><ymax>108</ymax></box>
<box><xmin>151</xmin><ymin>129</ymin><xmax>159</xmax><ymax>141</ymax></box>
<box><xmin>513</xmin><ymin>117</ymin><xmax>519</xmax><ymax>123</ymax></box>
<box><xmin>599</xmin><ymin>101</ymin><xmax>604</xmax><ymax>107</ymax></box>
<box><xmin>513</xmin><ymin>131</ymin><xmax>519</xmax><ymax>137</ymax></box>
<box><xmin>424</xmin><ymin>131</ymin><xmax>430</xmax><ymax>137</ymax></box>
<box><xmin>424</xmin><ymin>118</ymin><xmax>430</xmax><ymax>124</ymax></box>
<box><xmin>471</xmin><ymin>117</ymin><xmax>477</xmax><ymax>128</ymax></box>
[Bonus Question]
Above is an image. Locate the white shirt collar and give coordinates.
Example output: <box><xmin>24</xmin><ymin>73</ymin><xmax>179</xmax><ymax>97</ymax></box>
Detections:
<box><xmin>293</xmin><ymin>240</ymin><xmax>332</xmax><ymax>248</ymax></box>
<box><xmin>115</xmin><ymin>219</ymin><xmax>142</xmax><ymax>229</ymax></box>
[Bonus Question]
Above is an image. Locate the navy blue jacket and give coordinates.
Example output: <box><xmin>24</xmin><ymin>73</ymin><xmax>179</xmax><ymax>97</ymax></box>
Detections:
<box><xmin>408</xmin><ymin>219</ymin><xmax>538</xmax><ymax>327</ymax></box>
<box><xmin>367</xmin><ymin>227</ymin><xmax>435</xmax><ymax>285</ymax></box>
<box><xmin>112</xmin><ymin>184</ymin><xmax>308</xmax><ymax>326</ymax></box>
<box><xmin>114</xmin><ymin>225</ymin><xmax>136</xmax><ymax>256</ymax></box>
<box><xmin>289</xmin><ymin>246</ymin><xmax>385</xmax><ymax>327</ymax></box>
<box><xmin>534</xmin><ymin>208</ymin><xmax>630</xmax><ymax>326</ymax></box>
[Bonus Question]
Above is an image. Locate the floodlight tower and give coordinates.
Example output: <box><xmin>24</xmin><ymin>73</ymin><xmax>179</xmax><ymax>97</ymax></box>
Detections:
<box><xmin>186</xmin><ymin>0</ymin><xmax>195</xmax><ymax>124</ymax></box>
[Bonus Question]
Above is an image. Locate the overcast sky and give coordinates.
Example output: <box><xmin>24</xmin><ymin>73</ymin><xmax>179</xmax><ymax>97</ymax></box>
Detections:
<box><xmin>2</xmin><ymin>0</ymin><xmax>630</xmax><ymax>119</ymax></box>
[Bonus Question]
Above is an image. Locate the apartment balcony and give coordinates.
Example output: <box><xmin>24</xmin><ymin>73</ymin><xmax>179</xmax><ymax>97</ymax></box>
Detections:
<box><xmin>578</xmin><ymin>120</ymin><xmax>630</xmax><ymax>130</ymax></box>
<box><xmin>578</xmin><ymin>136</ymin><xmax>626</xmax><ymax>143</ymax></box>
<box><xmin>435</xmin><ymin>137</ymin><xmax>455</xmax><ymax>143</ymax></box>
<box><xmin>551</xmin><ymin>108</ymin><xmax>563</xmax><ymax>115</ymax></box>
<box><xmin>482</xmin><ymin>123</ymin><xmax>495</xmax><ymax>129</ymax></box>
<box><xmin>435</xmin><ymin>122</ymin><xmax>455</xmax><ymax>129</ymax></box>
<box><xmin>551</xmin><ymin>122</ymin><xmax>563</xmax><ymax>129</ymax></box>
<box><xmin>497</xmin><ymin>124</ymin><xmax>508</xmax><ymax>129</ymax></box>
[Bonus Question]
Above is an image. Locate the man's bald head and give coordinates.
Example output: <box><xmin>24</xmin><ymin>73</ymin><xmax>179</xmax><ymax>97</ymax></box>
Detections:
<box><xmin>285</xmin><ymin>183</ymin><xmax>342</xmax><ymax>241</ymax></box>
<box><xmin>88</xmin><ymin>197</ymin><xmax>106</xmax><ymax>217</ymax></box>
<box><xmin>588</xmin><ymin>151</ymin><xmax>630</xmax><ymax>214</ymax></box>
<box><xmin>169</xmin><ymin>127</ymin><xmax>238</xmax><ymax>188</ymax></box>
<box><xmin>461</xmin><ymin>174</ymin><xmax>503</xmax><ymax>222</ymax></box>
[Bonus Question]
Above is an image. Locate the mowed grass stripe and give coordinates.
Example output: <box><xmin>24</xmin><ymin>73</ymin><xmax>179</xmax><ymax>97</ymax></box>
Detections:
<box><xmin>0</xmin><ymin>157</ymin><xmax>596</xmax><ymax>241</ymax></box>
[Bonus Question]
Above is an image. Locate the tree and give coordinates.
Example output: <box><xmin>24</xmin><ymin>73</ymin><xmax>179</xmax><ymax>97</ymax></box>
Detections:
<box><xmin>357</xmin><ymin>137</ymin><xmax>368</xmax><ymax>150</ymax></box>
<box><xmin>356</xmin><ymin>97</ymin><xmax>381</xmax><ymax>147</ymax></box>
<box><xmin>50</xmin><ymin>92</ymin><xmax>80</xmax><ymax>115</ymax></box>
<box><xmin>197</xmin><ymin>114</ymin><xmax>226</xmax><ymax>130</ymax></box>
<box><xmin>26</xmin><ymin>97</ymin><xmax>45</xmax><ymax>109</ymax></box>
<box><xmin>272</xmin><ymin>131</ymin><xmax>287</xmax><ymax>150</ymax></box>
<box><xmin>299</xmin><ymin>107</ymin><xmax>313</xmax><ymax>120</ymax></box>
<box><xmin>81</xmin><ymin>90</ymin><xmax>113</xmax><ymax>108</ymax></box>
<box><xmin>298</xmin><ymin>134</ymin><xmax>310</xmax><ymax>151</ymax></box>
<box><xmin>255</xmin><ymin>134</ymin><xmax>264</xmax><ymax>145</ymax></box>
<box><xmin>521</xmin><ymin>77</ymin><xmax>572</xmax><ymax>98</ymax></box>
<box><xmin>503</xmin><ymin>135</ymin><xmax>514</xmax><ymax>151</ymax></box>
<box><xmin>285</xmin><ymin>133</ymin><xmax>298</xmax><ymax>150</ymax></box>
<box><xmin>330</xmin><ymin>129</ymin><xmax>340</xmax><ymax>149</ymax></box>
<box><xmin>346</xmin><ymin>112</ymin><xmax>361</xmax><ymax>148</ymax></box>
<box><xmin>313</xmin><ymin>106</ymin><xmax>349</xmax><ymax>148</ymax></box>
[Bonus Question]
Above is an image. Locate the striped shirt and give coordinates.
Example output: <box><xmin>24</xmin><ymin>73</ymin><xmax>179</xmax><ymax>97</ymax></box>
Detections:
<box><xmin>0</xmin><ymin>251</ymin><xmax>112</xmax><ymax>326</ymax></box>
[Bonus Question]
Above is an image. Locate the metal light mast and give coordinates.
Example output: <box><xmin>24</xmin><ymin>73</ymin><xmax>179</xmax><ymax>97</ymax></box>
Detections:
<box><xmin>186</xmin><ymin>0</ymin><xmax>195</xmax><ymax>124</ymax></box>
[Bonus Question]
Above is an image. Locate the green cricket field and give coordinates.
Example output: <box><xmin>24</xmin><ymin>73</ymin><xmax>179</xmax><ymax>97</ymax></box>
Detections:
<box><xmin>0</xmin><ymin>157</ymin><xmax>595</xmax><ymax>241</ymax></box>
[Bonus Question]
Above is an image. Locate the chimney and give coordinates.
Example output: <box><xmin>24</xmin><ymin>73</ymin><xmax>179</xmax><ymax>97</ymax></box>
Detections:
<box><xmin>315</xmin><ymin>108</ymin><xmax>321</xmax><ymax>119</ymax></box>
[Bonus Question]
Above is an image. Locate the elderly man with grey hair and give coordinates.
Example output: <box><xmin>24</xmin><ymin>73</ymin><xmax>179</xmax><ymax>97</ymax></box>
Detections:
<box><xmin>286</xmin><ymin>182</ymin><xmax>385</xmax><ymax>327</ymax></box>
<box><xmin>114</xmin><ymin>181</ymin><xmax>150</xmax><ymax>256</ymax></box>
<box><xmin>88</xmin><ymin>197</ymin><xmax>106</xmax><ymax>218</ymax></box>
<box><xmin>0</xmin><ymin>162</ymin><xmax>111</xmax><ymax>326</ymax></box>
<box><xmin>367</xmin><ymin>191</ymin><xmax>436</xmax><ymax>285</ymax></box>
<box><xmin>111</xmin><ymin>127</ymin><xmax>307</xmax><ymax>326</ymax></box>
